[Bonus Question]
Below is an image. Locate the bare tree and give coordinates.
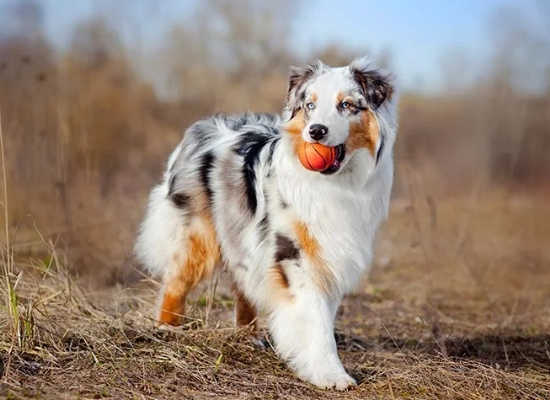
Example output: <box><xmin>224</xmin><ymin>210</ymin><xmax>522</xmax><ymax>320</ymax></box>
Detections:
<box><xmin>159</xmin><ymin>0</ymin><xmax>300</xmax><ymax>108</ymax></box>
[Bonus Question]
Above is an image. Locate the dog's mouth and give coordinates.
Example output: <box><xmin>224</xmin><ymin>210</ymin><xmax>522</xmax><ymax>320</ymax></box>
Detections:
<box><xmin>321</xmin><ymin>144</ymin><xmax>346</xmax><ymax>175</ymax></box>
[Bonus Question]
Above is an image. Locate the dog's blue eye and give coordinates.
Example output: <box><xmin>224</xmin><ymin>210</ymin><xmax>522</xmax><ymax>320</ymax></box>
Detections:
<box><xmin>306</xmin><ymin>102</ymin><xmax>315</xmax><ymax>110</ymax></box>
<box><xmin>341</xmin><ymin>101</ymin><xmax>351</xmax><ymax>109</ymax></box>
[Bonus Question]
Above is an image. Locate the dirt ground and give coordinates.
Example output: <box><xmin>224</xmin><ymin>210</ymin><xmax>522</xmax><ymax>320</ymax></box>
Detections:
<box><xmin>2</xmin><ymin>193</ymin><xmax>550</xmax><ymax>399</ymax></box>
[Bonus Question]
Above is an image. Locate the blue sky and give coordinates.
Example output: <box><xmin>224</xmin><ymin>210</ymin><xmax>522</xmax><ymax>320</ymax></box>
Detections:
<box><xmin>2</xmin><ymin>0</ymin><xmax>515</xmax><ymax>92</ymax></box>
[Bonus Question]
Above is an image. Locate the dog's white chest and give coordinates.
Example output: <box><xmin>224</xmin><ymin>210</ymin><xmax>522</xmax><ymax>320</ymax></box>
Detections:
<box><xmin>277</xmin><ymin>174</ymin><xmax>387</xmax><ymax>292</ymax></box>
<box><xmin>316</xmin><ymin>195</ymin><xmax>378</xmax><ymax>282</ymax></box>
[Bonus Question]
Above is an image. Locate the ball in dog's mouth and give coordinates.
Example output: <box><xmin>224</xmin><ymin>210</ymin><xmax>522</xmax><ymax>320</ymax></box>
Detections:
<box><xmin>320</xmin><ymin>144</ymin><xmax>346</xmax><ymax>175</ymax></box>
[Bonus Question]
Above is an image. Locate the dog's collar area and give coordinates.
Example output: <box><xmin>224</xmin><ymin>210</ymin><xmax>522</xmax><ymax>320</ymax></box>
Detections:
<box><xmin>320</xmin><ymin>144</ymin><xmax>346</xmax><ymax>175</ymax></box>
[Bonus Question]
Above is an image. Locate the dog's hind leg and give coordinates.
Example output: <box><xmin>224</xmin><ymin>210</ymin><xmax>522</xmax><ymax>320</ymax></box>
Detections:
<box><xmin>156</xmin><ymin>214</ymin><xmax>220</xmax><ymax>327</ymax></box>
<box><xmin>232</xmin><ymin>283</ymin><xmax>268</xmax><ymax>347</ymax></box>
<box><xmin>232</xmin><ymin>283</ymin><xmax>258</xmax><ymax>331</ymax></box>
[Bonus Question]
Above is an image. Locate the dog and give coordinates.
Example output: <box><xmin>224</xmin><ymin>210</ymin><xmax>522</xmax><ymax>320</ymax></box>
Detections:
<box><xmin>134</xmin><ymin>57</ymin><xmax>398</xmax><ymax>390</ymax></box>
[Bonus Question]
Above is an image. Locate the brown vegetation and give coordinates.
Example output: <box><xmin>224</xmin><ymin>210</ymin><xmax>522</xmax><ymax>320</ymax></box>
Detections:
<box><xmin>1</xmin><ymin>0</ymin><xmax>549</xmax><ymax>398</ymax></box>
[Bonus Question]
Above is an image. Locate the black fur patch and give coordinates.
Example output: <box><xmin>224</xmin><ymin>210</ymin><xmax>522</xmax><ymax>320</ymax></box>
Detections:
<box><xmin>233</xmin><ymin>133</ymin><xmax>271</xmax><ymax>214</ymax></box>
<box><xmin>352</xmin><ymin>68</ymin><xmax>393</xmax><ymax>109</ymax></box>
<box><xmin>167</xmin><ymin>175</ymin><xmax>190</xmax><ymax>208</ymax></box>
<box><xmin>275</xmin><ymin>234</ymin><xmax>299</xmax><ymax>262</ymax></box>
<box><xmin>199</xmin><ymin>152</ymin><xmax>215</xmax><ymax>203</ymax></box>
<box><xmin>376</xmin><ymin>136</ymin><xmax>384</xmax><ymax>165</ymax></box>
<box><xmin>171</xmin><ymin>193</ymin><xmax>191</xmax><ymax>208</ymax></box>
<box><xmin>288</xmin><ymin>62</ymin><xmax>321</xmax><ymax>100</ymax></box>
<box><xmin>287</xmin><ymin>61</ymin><xmax>324</xmax><ymax>117</ymax></box>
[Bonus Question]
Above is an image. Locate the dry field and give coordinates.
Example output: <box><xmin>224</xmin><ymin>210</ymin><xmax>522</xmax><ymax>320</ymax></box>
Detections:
<box><xmin>2</xmin><ymin>191</ymin><xmax>550</xmax><ymax>400</ymax></box>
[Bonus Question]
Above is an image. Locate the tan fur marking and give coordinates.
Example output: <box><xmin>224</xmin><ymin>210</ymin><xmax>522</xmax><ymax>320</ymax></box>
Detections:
<box><xmin>268</xmin><ymin>264</ymin><xmax>293</xmax><ymax>302</ymax></box>
<box><xmin>336</xmin><ymin>91</ymin><xmax>345</xmax><ymax>104</ymax></box>
<box><xmin>272</xmin><ymin>264</ymin><xmax>290</xmax><ymax>289</ymax></box>
<box><xmin>156</xmin><ymin>211</ymin><xmax>220</xmax><ymax>327</ymax></box>
<box><xmin>293</xmin><ymin>221</ymin><xmax>334</xmax><ymax>294</ymax></box>
<box><xmin>310</xmin><ymin>92</ymin><xmax>317</xmax><ymax>103</ymax></box>
<box><xmin>157</xmin><ymin>292</ymin><xmax>185</xmax><ymax>326</ymax></box>
<box><xmin>232</xmin><ymin>283</ymin><xmax>258</xmax><ymax>331</ymax></box>
<box><xmin>284</xmin><ymin>109</ymin><xmax>306</xmax><ymax>156</ymax></box>
<box><xmin>347</xmin><ymin>109</ymin><xmax>380</xmax><ymax>157</ymax></box>
<box><xmin>294</xmin><ymin>221</ymin><xmax>320</xmax><ymax>261</ymax></box>
<box><xmin>285</xmin><ymin>109</ymin><xmax>306</xmax><ymax>136</ymax></box>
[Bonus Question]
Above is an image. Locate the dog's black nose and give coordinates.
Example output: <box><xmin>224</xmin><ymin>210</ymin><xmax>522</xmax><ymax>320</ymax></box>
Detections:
<box><xmin>309</xmin><ymin>124</ymin><xmax>328</xmax><ymax>141</ymax></box>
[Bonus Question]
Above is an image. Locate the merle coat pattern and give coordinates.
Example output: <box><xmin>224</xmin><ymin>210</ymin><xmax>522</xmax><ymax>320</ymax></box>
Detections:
<box><xmin>134</xmin><ymin>57</ymin><xmax>398</xmax><ymax>390</ymax></box>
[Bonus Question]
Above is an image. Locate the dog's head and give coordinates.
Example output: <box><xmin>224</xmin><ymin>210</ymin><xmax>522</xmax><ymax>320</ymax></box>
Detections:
<box><xmin>284</xmin><ymin>57</ymin><xmax>396</xmax><ymax>175</ymax></box>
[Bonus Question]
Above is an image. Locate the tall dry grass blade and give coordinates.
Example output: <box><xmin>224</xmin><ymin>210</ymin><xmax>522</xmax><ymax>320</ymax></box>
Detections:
<box><xmin>0</xmin><ymin>92</ymin><xmax>18</xmax><ymax>379</ymax></box>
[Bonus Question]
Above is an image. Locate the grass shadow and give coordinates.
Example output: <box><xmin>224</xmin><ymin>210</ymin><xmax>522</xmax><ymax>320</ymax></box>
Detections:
<box><xmin>336</xmin><ymin>331</ymin><xmax>550</xmax><ymax>371</ymax></box>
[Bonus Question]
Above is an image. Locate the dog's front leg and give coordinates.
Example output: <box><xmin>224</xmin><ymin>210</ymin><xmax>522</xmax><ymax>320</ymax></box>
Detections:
<box><xmin>267</xmin><ymin>285</ymin><xmax>356</xmax><ymax>390</ymax></box>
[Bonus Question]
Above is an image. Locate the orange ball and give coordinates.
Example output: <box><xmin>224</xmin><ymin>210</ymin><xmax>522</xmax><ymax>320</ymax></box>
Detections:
<box><xmin>298</xmin><ymin>142</ymin><xmax>336</xmax><ymax>172</ymax></box>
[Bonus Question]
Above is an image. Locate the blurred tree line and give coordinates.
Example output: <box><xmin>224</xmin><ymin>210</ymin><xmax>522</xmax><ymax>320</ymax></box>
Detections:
<box><xmin>0</xmin><ymin>0</ymin><xmax>548</xmax><ymax>280</ymax></box>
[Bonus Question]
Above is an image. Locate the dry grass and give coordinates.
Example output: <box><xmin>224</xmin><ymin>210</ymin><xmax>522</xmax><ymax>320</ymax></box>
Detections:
<box><xmin>2</xmin><ymin>195</ymin><xmax>550</xmax><ymax>400</ymax></box>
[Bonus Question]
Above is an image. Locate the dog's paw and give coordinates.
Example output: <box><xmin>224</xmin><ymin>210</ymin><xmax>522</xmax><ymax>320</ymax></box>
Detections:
<box><xmin>302</xmin><ymin>371</ymin><xmax>357</xmax><ymax>391</ymax></box>
<box><xmin>320</xmin><ymin>373</ymin><xmax>357</xmax><ymax>391</ymax></box>
<box><xmin>249</xmin><ymin>335</ymin><xmax>268</xmax><ymax>350</ymax></box>
<box><xmin>153</xmin><ymin>322</ymin><xmax>184</xmax><ymax>333</ymax></box>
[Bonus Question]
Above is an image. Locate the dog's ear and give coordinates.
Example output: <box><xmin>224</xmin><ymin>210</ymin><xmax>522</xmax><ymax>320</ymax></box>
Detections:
<box><xmin>350</xmin><ymin>58</ymin><xmax>394</xmax><ymax>109</ymax></box>
<box><xmin>287</xmin><ymin>60</ymin><xmax>325</xmax><ymax>117</ymax></box>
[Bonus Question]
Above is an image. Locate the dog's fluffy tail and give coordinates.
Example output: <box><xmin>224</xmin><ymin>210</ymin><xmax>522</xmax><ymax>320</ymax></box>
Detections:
<box><xmin>133</xmin><ymin>183</ymin><xmax>179</xmax><ymax>276</ymax></box>
<box><xmin>134</xmin><ymin>145</ymin><xmax>187</xmax><ymax>277</ymax></box>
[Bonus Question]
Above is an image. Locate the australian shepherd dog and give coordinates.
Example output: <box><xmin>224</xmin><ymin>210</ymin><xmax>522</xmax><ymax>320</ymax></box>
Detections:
<box><xmin>134</xmin><ymin>57</ymin><xmax>398</xmax><ymax>390</ymax></box>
